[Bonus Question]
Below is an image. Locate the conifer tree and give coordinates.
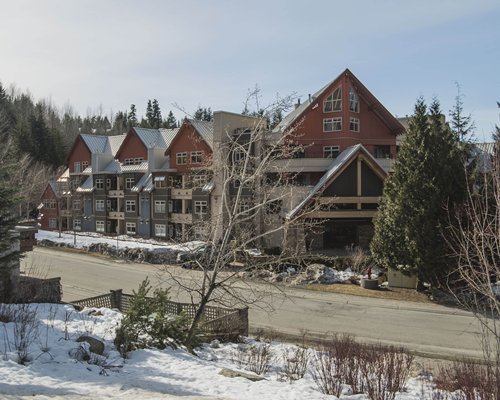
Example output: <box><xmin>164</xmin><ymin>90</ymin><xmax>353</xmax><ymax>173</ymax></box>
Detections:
<box><xmin>164</xmin><ymin>110</ymin><xmax>177</xmax><ymax>128</ymax></box>
<box><xmin>193</xmin><ymin>106</ymin><xmax>213</xmax><ymax>121</ymax></box>
<box><xmin>146</xmin><ymin>100</ymin><xmax>153</xmax><ymax>127</ymax></box>
<box><xmin>371</xmin><ymin>98</ymin><xmax>465</xmax><ymax>285</ymax></box>
<box><xmin>151</xmin><ymin>99</ymin><xmax>162</xmax><ymax>128</ymax></box>
<box><xmin>129</xmin><ymin>104</ymin><xmax>137</xmax><ymax>126</ymax></box>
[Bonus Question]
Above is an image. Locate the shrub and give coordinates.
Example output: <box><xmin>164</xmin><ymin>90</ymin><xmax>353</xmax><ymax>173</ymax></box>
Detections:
<box><xmin>114</xmin><ymin>278</ymin><xmax>190</xmax><ymax>357</ymax></box>
<box><xmin>277</xmin><ymin>346</ymin><xmax>310</xmax><ymax>382</ymax></box>
<box><xmin>433</xmin><ymin>359</ymin><xmax>500</xmax><ymax>400</ymax></box>
<box><xmin>311</xmin><ymin>334</ymin><xmax>414</xmax><ymax>400</ymax></box>
<box><xmin>233</xmin><ymin>342</ymin><xmax>274</xmax><ymax>375</ymax></box>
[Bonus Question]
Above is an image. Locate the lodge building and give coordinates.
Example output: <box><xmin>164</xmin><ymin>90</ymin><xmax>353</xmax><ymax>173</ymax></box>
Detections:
<box><xmin>40</xmin><ymin>69</ymin><xmax>405</xmax><ymax>251</ymax></box>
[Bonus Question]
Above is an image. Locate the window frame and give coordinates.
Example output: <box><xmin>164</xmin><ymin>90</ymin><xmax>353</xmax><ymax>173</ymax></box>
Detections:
<box><xmin>176</xmin><ymin>152</ymin><xmax>188</xmax><ymax>165</ymax></box>
<box><xmin>155</xmin><ymin>224</ymin><xmax>166</xmax><ymax>237</ymax></box>
<box><xmin>74</xmin><ymin>162</ymin><xmax>81</xmax><ymax>174</ymax></box>
<box><xmin>95</xmin><ymin>178</ymin><xmax>104</xmax><ymax>190</ymax></box>
<box><xmin>154</xmin><ymin>176</ymin><xmax>167</xmax><ymax>189</ymax></box>
<box><xmin>73</xmin><ymin>219</ymin><xmax>81</xmax><ymax>231</ymax></box>
<box><xmin>323</xmin><ymin>145</ymin><xmax>340</xmax><ymax>159</ymax></box>
<box><xmin>323</xmin><ymin>87</ymin><xmax>342</xmax><ymax>113</ymax></box>
<box><xmin>125</xmin><ymin>177</ymin><xmax>135</xmax><ymax>190</ymax></box>
<box><xmin>323</xmin><ymin>117</ymin><xmax>342</xmax><ymax>132</ymax></box>
<box><xmin>190</xmin><ymin>151</ymin><xmax>203</xmax><ymax>164</ymax></box>
<box><xmin>125</xmin><ymin>200</ymin><xmax>136</xmax><ymax>213</ymax></box>
<box><xmin>349</xmin><ymin>88</ymin><xmax>359</xmax><ymax>113</ymax></box>
<box><xmin>349</xmin><ymin>117</ymin><xmax>360</xmax><ymax>132</ymax></box>
<box><xmin>125</xmin><ymin>222</ymin><xmax>136</xmax><ymax>235</ymax></box>
<box><xmin>194</xmin><ymin>200</ymin><xmax>208</xmax><ymax>217</ymax></box>
<box><xmin>95</xmin><ymin>199</ymin><xmax>105</xmax><ymax>212</ymax></box>
<box><xmin>154</xmin><ymin>200</ymin><xmax>166</xmax><ymax>214</ymax></box>
<box><xmin>48</xmin><ymin>218</ymin><xmax>57</xmax><ymax>229</ymax></box>
<box><xmin>95</xmin><ymin>220</ymin><xmax>105</xmax><ymax>232</ymax></box>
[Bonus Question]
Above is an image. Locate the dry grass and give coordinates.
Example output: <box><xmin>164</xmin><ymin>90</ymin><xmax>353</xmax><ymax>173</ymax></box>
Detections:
<box><xmin>307</xmin><ymin>283</ymin><xmax>431</xmax><ymax>303</ymax></box>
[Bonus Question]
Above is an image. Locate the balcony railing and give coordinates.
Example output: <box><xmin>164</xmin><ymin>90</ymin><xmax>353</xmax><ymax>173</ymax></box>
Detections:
<box><xmin>108</xmin><ymin>211</ymin><xmax>124</xmax><ymax>219</ymax></box>
<box><xmin>170</xmin><ymin>188</ymin><xmax>192</xmax><ymax>198</ymax></box>
<box><xmin>108</xmin><ymin>190</ymin><xmax>124</xmax><ymax>197</ymax></box>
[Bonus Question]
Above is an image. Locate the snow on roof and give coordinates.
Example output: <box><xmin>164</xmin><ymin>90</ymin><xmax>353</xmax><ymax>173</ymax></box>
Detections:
<box><xmin>102</xmin><ymin>159</ymin><xmax>122</xmax><ymax>174</ymax></box>
<box><xmin>202</xmin><ymin>179</ymin><xmax>215</xmax><ymax>193</ymax></box>
<box><xmin>76</xmin><ymin>176</ymin><xmax>94</xmax><ymax>193</ymax></box>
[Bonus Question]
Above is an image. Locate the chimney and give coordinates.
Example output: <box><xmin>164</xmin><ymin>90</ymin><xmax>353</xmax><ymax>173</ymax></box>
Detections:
<box><xmin>294</xmin><ymin>98</ymin><xmax>301</xmax><ymax>109</ymax></box>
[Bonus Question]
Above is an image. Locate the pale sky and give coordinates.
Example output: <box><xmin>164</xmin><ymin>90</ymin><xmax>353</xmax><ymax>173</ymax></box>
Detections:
<box><xmin>1</xmin><ymin>0</ymin><xmax>498</xmax><ymax>140</ymax></box>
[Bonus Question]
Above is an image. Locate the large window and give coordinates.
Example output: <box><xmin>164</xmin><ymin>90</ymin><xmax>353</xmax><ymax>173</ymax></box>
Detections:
<box><xmin>49</xmin><ymin>218</ymin><xmax>57</xmax><ymax>229</ymax></box>
<box><xmin>82</xmin><ymin>161</ymin><xmax>89</xmax><ymax>171</ymax></box>
<box><xmin>154</xmin><ymin>176</ymin><xmax>166</xmax><ymax>189</ymax></box>
<box><xmin>123</xmin><ymin>158</ymin><xmax>144</xmax><ymax>165</ymax></box>
<box><xmin>176</xmin><ymin>152</ymin><xmax>188</xmax><ymax>165</ymax></box>
<box><xmin>125</xmin><ymin>178</ymin><xmax>135</xmax><ymax>190</ymax></box>
<box><xmin>323</xmin><ymin>145</ymin><xmax>340</xmax><ymax>159</ymax></box>
<box><xmin>126</xmin><ymin>222</ymin><xmax>136</xmax><ymax>235</ymax></box>
<box><xmin>125</xmin><ymin>200</ymin><xmax>136</xmax><ymax>212</ymax></box>
<box><xmin>190</xmin><ymin>151</ymin><xmax>203</xmax><ymax>164</ymax></box>
<box><xmin>73</xmin><ymin>219</ymin><xmax>81</xmax><ymax>231</ymax></box>
<box><xmin>349</xmin><ymin>89</ymin><xmax>359</xmax><ymax>113</ymax></box>
<box><xmin>323</xmin><ymin>117</ymin><xmax>342</xmax><ymax>132</ymax></box>
<box><xmin>95</xmin><ymin>200</ymin><xmax>105</xmax><ymax>212</ymax></box>
<box><xmin>155</xmin><ymin>224</ymin><xmax>166</xmax><ymax>237</ymax></box>
<box><xmin>155</xmin><ymin>200</ymin><xmax>166</xmax><ymax>213</ymax></box>
<box><xmin>95</xmin><ymin>178</ymin><xmax>104</xmax><ymax>189</ymax></box>
<box><xmin>194</xmin><ymin>201</ymin><xmax>208</xmax><ymax>217</ymax></box>
<box><xmin>44</xmin><ymin>199</ymin><xmax>57</xmax><ymax>209</ymax></box>
<box><xmin>349</xmin><ymin>117</ymin><xmax>360</xmax><ymax>132</ymax></box>
<box><xmin>95</xmin><ymin>220</ymin><xmax>105</xmax><ymax>232</ymax></box>
<box><xmin>74</xmin><ymin>162</ymin><xmax>81</xmax><ymax>174</ymax></box>
<box><xmin>323</xmin><ymin>87</ymin><xmax>342</xmax><ymax>112</ymax></box>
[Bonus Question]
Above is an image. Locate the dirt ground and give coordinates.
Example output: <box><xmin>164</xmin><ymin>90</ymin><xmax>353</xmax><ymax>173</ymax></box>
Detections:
<box><xmin>306</xmin><ymin>282</ymin><xmax>432</xmax><ymax>303</ymax></box>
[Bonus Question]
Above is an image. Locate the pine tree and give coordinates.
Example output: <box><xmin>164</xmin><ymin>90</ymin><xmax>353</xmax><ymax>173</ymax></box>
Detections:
<box><xmin>371</xmin><ymin>98</ymin><xmax>465</xmax><ymax>285</ymax></box>
<box><xmin>146</xmin><ymin>100</ymin><xmax>153</xmax><ymax>127</ymax></box>
<box><xmin>151</xmin><ymin>99</ymin><xmax>162</xmax><ymax>128</ymax></box>
<box><xmin>129</xmin><ymin>104</ymin><xmax>137</xmax><ymax>126</ymax></box>
<box><xmin>164</xmin><ymin>110</ymin><xmax>177</xmax><ymax>128</ymax></box>
<box><xmin>449</xmin><ymin>83</ymin><xmax>475</xmax><ymax>142</ymax></box>
<box><xmin>193</xmin><ymin>106</ymin><xmax>213</xmax><ymax>121</ymax></box>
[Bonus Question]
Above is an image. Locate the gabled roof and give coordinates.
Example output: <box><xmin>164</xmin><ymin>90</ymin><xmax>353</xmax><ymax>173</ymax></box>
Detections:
<box><xmin>165</xmin><ymin>119</ymin><xmax>214</xmax><ymax>155</ymax></box>
<box><xmin>102</xmin><ymin>160</ymin><xmax>122</xmax><ymax>174</ymax></box>
<box><xmin>76</xmin><ymin>176</ymin><xmax>94</xmax><ymax>193</ymax></box>
<box><xmin>47</xmin><ymin>181</ymin><xmax>61</xmax><ymax>198</ymax></box>
<box><xmin>286</xmin><ymin>144</ymin><xmax>387</xmax><ymax>219</ymax></box>
<box><xmin>66</xmin><ymin>133</ymin><xmax>126</xmax><ymax>164</ymax></box>
<box><xmin>133</xmin><ymin>128</ymin><xmax>163</xmax><ymax>149</ymax></box>
<box><xmin>274</xmin><ymin>68</ymin><xmax>404</xmax><ymax>135</ymax></box>
<box><xmin>189</xmin><ymin>120</ymin><xmax>214</xmax><ymax>150</ymax></box>
<box><xmin>158</xmin><ymin>128</ymin><xmax>179</xmax><ymax>148</ymax></box>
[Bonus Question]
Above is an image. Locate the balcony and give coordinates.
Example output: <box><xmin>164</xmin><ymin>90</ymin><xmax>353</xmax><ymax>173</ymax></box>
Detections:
<box><xmin>108</xmin><ymin>211</ymin><xmax>124</xmax><ymax>219</ymax></box>
<box><xmin>108</xmin><ymin>190</ymin><xmax>124</xmax><ymax>197</ymax></box>
<box><xmin>170</xmin><ymin>188</ymin><xmax>192</xmax><ymax>199</ymax></box>
<box><xmin>267</xmin><ymin>158</ymin><xmax>332</xmax><ymax>173</ymax></box>
<box><xmin>60</xmin><ymin>210</ymin><xmax>72</xmax><ymax>217</ymax></box>
<box><xmin>170</xmin><ymin>213</ymin><xmax>192</xmax><ymax>224</ymax></box>
<box><xmin>374</xmin><ymin>157</ymin><xmax>394</xmax><ymax>173</ymax></box>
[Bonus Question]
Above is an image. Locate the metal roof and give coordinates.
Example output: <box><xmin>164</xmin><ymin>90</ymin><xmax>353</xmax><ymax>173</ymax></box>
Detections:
<box><xmin>121</xmin><ymin>161</ymin><xmax>149</xmax><ymax>173</ymax></box>
<box><xmin>475</xmin><ymin>142</ymin><xmax>495</xmax><ymax>156</ymax></box>
<box><xmin>158</xmin><ymin>128</ymin><xmax>179</xmax><ymax>148</ymax></box>
<box><xmin>286</xmin><ymin>144</ymin><xmax>385</xmax><ymax>219</ymax></box>
<box><xmin>80</xmin><ymin>134</ymin><xmax>109</xmax><ymax>154</ymax></box>
<box><xmin>106</xmin><ymin>134</ymin><xmax>127</xmax><ymax>155</ymax></box>
<box><xmin>76</xmin><ymin>176</ymin><xmax>94</xmax><ymax>193</ymax></box>
<box><xmin>189</xmin><ymin>120</ymin><xmax>214</xmax><ymax>149</ymax></box>
<box><xmin>131</xmin><ymin>173</ymin><xmax>149</xmax><ymax>192</ymax></box>
<box><xmin>134</xmin><ymin>128</ymin><xmax>163</xmax><ymax>149</ymax></box>
<box><xmin>102</xmin><ymin>160</ymin><xmax>122</xmax><ymax>174</ymax></box>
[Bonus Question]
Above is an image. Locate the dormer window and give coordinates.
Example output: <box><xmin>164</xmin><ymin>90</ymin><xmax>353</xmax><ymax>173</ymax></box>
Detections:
<box><xmin>349</xmin><ymin>88</ymin><xmax>359</xmax><ymax>113</ymax></box>
<box><xmin>323</xmin><ymin>87</ymin><xmax>342</xmax><ymax>112</ymax></box>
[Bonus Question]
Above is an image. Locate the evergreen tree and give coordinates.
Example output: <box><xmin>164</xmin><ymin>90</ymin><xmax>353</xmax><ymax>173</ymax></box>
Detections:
<box><xmin>371</xmin><ymin>98</ymin><xmax>465</xmax><ymax>285</ymax></box>
<box><xmin>129</xmin><ymin>104</ymin><xmax>137</xmax><ymax>126</ymax></box>
<box><xmin>164</xmin><ymin>110</ymin><xmax>177</xmax><ymax>128</ymax></box>
<box><xmin>193</xmin><ymin>106</ymin><xmax>213</xmax><ymax>121</ymax></box>
<box><xmin>151</xmin><ymin>99</ymin><xmax>162</xmax><ymax>128</ymax></box>
<box><xmin>146</xmin><ymin>100</ymin><xmax>153</xmax><ymax>127</ymax></box>
<box><xmin>449</xmin><ymin>83</ymin><xmax>475</xmax><ymax>142</ymax></box>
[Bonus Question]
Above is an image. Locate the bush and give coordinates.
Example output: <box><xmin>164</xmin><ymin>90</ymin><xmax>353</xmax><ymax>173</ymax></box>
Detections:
<box><xmin>233</xmin><ymin>342</ymin><xmax>274</xmax><ymax>376</ymax></box>
<box><xmin>433</xmin><ymin>359</ymin><xmax>500</xmax><ymax>400</ymax></box>
<box><xmin>114</xmin><ymin>278</ymin><xmax>190</xmax><ymax>357</ymax></box>
<box><xmin>311</xmin><ymin>334</ymin><xmax>414</xmax><ymax>400</ymax></box>
<box><xmin>277</xmin><ymin>346</ymin><xmax>310</xmax><ymax>382</ymax></box>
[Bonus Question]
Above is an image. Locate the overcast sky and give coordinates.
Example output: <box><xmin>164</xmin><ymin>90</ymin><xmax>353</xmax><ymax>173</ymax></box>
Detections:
<box><xmin>1</xmin><ymin>0</ymin><xmax>498</xmax><ymax>140</ymax></box>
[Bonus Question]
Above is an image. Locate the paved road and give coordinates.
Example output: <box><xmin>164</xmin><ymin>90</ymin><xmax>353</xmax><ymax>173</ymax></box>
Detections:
<box><xmin>23</xmin><ymin>247</ymin><xmax>488</xmax><ymax>360</ymax></box>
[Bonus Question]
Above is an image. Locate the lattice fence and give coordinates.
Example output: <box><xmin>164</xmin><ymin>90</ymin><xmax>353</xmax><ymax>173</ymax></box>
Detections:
<box><xmin>71</xmin><ymin>289</ymin><xmax>248</xmax><ymax>341</ymax></box>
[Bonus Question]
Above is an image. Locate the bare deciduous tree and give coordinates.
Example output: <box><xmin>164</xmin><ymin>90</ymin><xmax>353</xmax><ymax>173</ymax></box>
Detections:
<box><xmin>447</xmin><ymin>149</ymin><xmax>500</xmax><ymax>365</ymax></box>
<box><xmin>163</xmin><ymin>92</ymin><xmax>329</xmax><ymax>345</ymax></box>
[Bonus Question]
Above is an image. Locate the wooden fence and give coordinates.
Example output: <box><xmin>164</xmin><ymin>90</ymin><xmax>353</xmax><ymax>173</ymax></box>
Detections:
<box><xmin>71</xmin><ymin>289</ymin><xmax>248</xmax><ymax>341</ymax></box>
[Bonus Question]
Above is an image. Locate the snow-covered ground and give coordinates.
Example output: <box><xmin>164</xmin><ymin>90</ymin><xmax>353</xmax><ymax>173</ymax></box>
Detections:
<box><xmin>36</xmin><ymin>229</ymin><xmax>205</xmax><ymax>254</ymax></box>
<box><xmin>0</xmin><ymin>304</ymin><xmax>440</xmax><ymax>399</ymax></box>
